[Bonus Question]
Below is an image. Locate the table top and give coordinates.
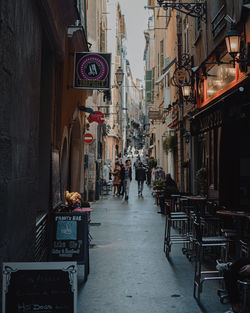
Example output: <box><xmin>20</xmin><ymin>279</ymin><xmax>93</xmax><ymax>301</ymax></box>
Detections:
<box><xmin>72</xmin><ymin>208</ymin><xmax>93</xmax><ymax>212</ymax></box>
<box><xmin>182</xmin><ymin>195</ymin><xmax>207</xmax><ymax>201</ymax></box>
<box><xmin>171</xmin><ymin>194</ymin><xmax>181</xmax><ymax>198</ymax></box>
<box><xmin>216</xmin><ymin>210</ymin><xmax>250</xmax><ymax>217</ymax></box>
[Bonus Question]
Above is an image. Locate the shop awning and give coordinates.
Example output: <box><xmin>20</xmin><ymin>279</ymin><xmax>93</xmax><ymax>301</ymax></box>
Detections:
<box><xmin>155</xmin><ymin>58</ymin><xmax>176</xmax><ymax>84</ymax></box>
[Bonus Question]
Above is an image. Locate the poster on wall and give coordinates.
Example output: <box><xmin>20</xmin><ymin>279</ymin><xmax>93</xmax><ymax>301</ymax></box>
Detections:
<box><xmin>74</xmin><ymin>52</ymin><xmax>111</xmax><ymax>90</ymax></box>
<box><xmin>2</xmin><ymin>262</ymin><xmax>77</xmax><ymax>313</ymax></box>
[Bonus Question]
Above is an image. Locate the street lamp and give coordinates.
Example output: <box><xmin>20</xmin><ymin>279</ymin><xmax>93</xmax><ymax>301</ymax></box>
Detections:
<box><xmin>115</xmin><ymin>66</ymin><xmax>124</xmax><ymax>86</ymax></box>
<box><xmin>181</xmin><ymin>82</ymin><xmax>191</xmax><ymax>100</ymax></box>
<box><xmin>224</xmin><ymin>23</ymin><xmax>250</xmax><ymax>70</ymax></box>
<box><xmin>225</xmin><ymin>23</ymin><xmax>241</xmax><ymax>64</ymax></box>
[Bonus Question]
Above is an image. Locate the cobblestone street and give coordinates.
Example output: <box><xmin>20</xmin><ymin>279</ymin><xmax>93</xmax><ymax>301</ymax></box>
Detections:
<box><xmin>78</xmin><ymin>179</ymin><xmax>230</xmax><ymax>313</ymax></box>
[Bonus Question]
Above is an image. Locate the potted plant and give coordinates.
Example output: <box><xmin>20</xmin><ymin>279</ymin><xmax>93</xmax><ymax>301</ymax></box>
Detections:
<box><xmin>152</xmin><ymin>179</ymin><xmax>166</xmax><ymax>190</ymax></box>
<box><xmin>64</xmin><ymin>190</ymin><xmax>82</xmax><ymax>211</ymax></box>
<box><xmin>162</xmin><ymin>134</ymin><xmax>177</xmax><ymax>154</ymax></box>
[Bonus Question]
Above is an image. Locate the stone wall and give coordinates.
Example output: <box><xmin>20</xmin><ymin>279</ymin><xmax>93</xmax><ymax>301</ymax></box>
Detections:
<box><xmin>0</xmin><ymin>0</ymin><xmax>44</xmax><ymax>265</ymax></box>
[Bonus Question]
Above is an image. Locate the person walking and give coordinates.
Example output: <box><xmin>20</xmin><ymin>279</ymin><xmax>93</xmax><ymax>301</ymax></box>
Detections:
<box><xmin>133</xmin><ymin>157</ymin><xmax>140</xmax><ymax>170</ymax></box>
<box><xmin>102</xmin><ymin>160</ymin><xmax>110</xmax><ymax>194</ymax></box>
<box><xmin>123</xmin><ymin>159</ymin><xmax>132</xmax><ymax>201</ymax></box>
<box><xmin>135</xmin><ymin>162</ymin><xmax>146</xmax><ymax>197</ymax></box>
<box><xmin>118</xmin><ymin>158</ymin><xmax>124</xmax><ymax>196</ymax></box>
<box><xmin>112</xmin><ymin>162</ymin><xmax>121</xmax><ymax>196</ymax></box>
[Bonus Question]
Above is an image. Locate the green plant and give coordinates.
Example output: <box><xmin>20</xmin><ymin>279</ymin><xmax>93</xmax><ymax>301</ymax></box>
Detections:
<box><xmin>162</xmin><ymin>134</ymin><xmax>177</xmax><ymax>154</ymax></box>
<box><xmin>152</xmin><ymin>179</ymin><xmax>166</xmax><ymax>190</ymax></box>
<box><xmin>196</xmin><ymin>168</ymin><xmax>208</xmax><ymax>196</ymax></box>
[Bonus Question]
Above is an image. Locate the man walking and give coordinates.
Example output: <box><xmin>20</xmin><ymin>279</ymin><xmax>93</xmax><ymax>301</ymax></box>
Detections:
<box><xmin>123</xmin><ymin>159</ymin><xmax>132</xmax><ymax>201</ymax></box>
<box><xmin>135</xmin><ymin>162</ymin><xmax>146</xmax><ymax>197</ymax></box>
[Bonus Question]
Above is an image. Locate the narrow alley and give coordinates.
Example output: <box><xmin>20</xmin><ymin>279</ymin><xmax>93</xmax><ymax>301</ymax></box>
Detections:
<box><xmin>78</xmin><ymin>176</ymin><xmax>229</xmax><ymax>313</ymax></box>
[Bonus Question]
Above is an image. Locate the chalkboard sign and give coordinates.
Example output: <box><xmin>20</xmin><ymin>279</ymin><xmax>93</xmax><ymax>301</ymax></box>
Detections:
<box><xmin>2</xmin><ymin>262</ymin><xmax>77</xmax><ymax>313</ymax></box>
<box><xmin>50</xmin><ymin>212</ymin><xmax>89</xmax><ymax>266</ymax></box>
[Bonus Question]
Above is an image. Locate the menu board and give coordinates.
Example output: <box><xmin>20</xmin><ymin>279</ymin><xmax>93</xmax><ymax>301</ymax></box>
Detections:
<box><xmin>2</xmin><ymin>262</ymin><xmax>77</xmax><ymax>313</ymax></box>
<box><xmin>50</xmin><ymin>213</ymin><xmax>88</xmax><ymax>264</ymax></box>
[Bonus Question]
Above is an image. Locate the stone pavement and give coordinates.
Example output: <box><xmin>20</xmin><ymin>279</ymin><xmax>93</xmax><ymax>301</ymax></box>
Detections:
<box><xmin>77</xmin><ymin>178</ymin><xmax>232</xmax><ymax>313</ymax></box>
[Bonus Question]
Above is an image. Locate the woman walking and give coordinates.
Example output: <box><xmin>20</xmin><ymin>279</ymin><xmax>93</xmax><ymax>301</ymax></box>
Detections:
<box><xmin>112</xmin><ymin>162</ymin><xmax>121</xmax><ymax>196</ymax></box>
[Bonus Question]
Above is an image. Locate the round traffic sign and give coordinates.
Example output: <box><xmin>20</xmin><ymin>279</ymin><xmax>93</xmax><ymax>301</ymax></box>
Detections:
<box><xmin>84</xmin><ymin>133</ymin><xmax>93</xmax><ymax>144</ymax></box>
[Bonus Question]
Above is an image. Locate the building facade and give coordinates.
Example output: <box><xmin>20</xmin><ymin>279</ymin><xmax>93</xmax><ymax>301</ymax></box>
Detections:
<box><xmin>145</xmin><ymin>0</ymin><xmax>250</xmax><ymax>209</ymax></box>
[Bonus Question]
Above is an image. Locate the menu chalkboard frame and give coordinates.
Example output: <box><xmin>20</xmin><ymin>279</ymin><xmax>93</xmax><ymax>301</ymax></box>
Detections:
<box><xmin>49</xmin><ymin>212</ymin><xmax>89</xmax><ymax>279</ymax></box>
<box><xmin>2</xmin><ymin>262</ymin><xmax>77</xmax><ymax>313</ymax></box>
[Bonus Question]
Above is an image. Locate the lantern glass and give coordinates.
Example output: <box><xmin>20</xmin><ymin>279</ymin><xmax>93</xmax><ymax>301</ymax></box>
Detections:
<box><xmin>115</xmin><ymin>66</ymin><xmax>124</xmax><ymax>86</ymax></box>
<box><xmin>182</xmin><ymin>83</ymin><xmax>191</xmax><ymax>99</ymax></box>
<box><xmin>225</xmin><ymin>27</ymin><xmax>241</xmax><ymax>56</ymax></box>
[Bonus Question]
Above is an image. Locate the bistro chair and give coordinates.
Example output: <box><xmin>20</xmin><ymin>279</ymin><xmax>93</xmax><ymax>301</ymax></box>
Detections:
<box><xmin>237</xmin><ymin>279</ymin><xmax>250</xmax><ymax>313</ymax></box>
<box><xmin>163</xmin><ymin>203</ymin><xmax>191</xmax><ymax>259</ymax></box>
<box><xmin>193</xmin><ymin>217</ymin><xmax>229</xmax><ymax>302</ymax></box>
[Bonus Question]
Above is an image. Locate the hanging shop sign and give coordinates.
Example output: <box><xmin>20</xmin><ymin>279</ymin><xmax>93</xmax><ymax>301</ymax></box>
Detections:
<box><xmin>148</xmin><ymin>110</ymin><xmax>162</xmax><ymax>120</ymax></box>
<box><xmin>74</xmin><ymin>52</ymin><xmax>111</xmax><ymax>90</ymax></box>
<box><xmin>84</xmin><ymin>133</ymin><xmax>94</xmax><ymax>144</ymax></box>
<box><xmin>2</xmin><ymin>262</ymin><xmax>77</xmax><ymax>313</ymax></box>
<box><xmin>88</xmin><ymin>111</ymin><xmax>105</xmax><ymax>124</ymax></box>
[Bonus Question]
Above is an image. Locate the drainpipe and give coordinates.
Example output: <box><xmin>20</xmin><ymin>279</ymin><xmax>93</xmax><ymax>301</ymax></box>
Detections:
<box><xmin>176</xmin><ymin>6</ymin><xmax>185</xmax><ymax>192</ymax></box>
<box><xmin>83</xmin><ymin>0</ymin><xmax>87</xmax><ymax>39</ymax></box>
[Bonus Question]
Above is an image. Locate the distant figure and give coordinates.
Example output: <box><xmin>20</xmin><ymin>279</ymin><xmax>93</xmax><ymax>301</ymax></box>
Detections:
<box><xmin>102</xmin><ymin>160</ymin><xmax>110</xmax><ymax>185</ymax></box>
<box><xmin>123</xmin><ymin>160</ymin><xmax>132</xmax><ymax>201</ymax></box>
<box><xmin>118</xmin><ymin>158</ymin><xmax>124</xmax><ymax>196</ymax></box>
<box><xmin>164</xmin><ymin>173</ymin><xmax>179</xmax><ymax>198</ymax></box>
<box><xmin>133</xmin><ymin>157</ymin><xmax>140</xmax><ymax>170</ymax></box>
<box><xmin>112</xmin><ymin>162</ymin><xmax>121</xmax><ymax>196</ymax></box>
<box><xmin>135</xmin><ymin>162</ymin><xmax>146</xmax><ymax>197</ymax></box>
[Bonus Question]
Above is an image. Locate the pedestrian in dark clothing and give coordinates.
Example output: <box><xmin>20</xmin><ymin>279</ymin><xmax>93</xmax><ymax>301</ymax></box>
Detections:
<box><xmin>118</xmin><ymin>158</ymin><xmax>124</xmax><ymax>196</ymax></box>
<box><xmin>220</xmin><ymin>258</ymin><xmax>250</xmax><ymax>313</ymax></box>
<box><xmin>123</xmin><ymin>160</ymin><xmax>132</xmax><ymax>200</ymax></box>
<box><xmin>135</xmin><ymin>162</ymin><xmax>146</xmax><ymax>197</ymax></box>
<box><xmin>164</xmin><ymin>173</ymin><xmax>179</xmax><ymax>199</ymax></box>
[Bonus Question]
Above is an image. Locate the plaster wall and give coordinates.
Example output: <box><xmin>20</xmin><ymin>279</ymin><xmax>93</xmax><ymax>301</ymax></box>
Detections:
<box><xmin>0</xmin><ymin>0</ymin><xmax>44</xmax><ymax>264</ymax></box>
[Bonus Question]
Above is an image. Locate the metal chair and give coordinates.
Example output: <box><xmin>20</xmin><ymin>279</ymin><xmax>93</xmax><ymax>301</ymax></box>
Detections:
<box><xmin>163</xmin><ymin>203</ymin><xmax>190</xmax><ymax>259</ymax></box>
<box><xmin>193</xmin><ymin>217</ymin><xmax>229</xmax><ymax>302</ymax></box>
<box><xmin>238</xmin><ymin>279</ymin><xmax>250</xmax><ymax>313</ymax></box>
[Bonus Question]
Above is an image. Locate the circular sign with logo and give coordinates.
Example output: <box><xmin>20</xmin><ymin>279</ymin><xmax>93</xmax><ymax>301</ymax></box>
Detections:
<box><xmin>77</xmin><ymin>54</ymin><xmax>109</xmax><ymax>81</ymax></box>
<box><xmin>84</xmin><ymin>133</ymin><xmax>94</xmax><ymax>144</ymax></box>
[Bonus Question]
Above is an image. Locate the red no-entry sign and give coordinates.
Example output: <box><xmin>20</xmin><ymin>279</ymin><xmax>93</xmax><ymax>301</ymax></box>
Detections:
<box><xmin>84</xmin><ymin>133</ymin><xmax>93</xmax><ymax>144</ymax></box>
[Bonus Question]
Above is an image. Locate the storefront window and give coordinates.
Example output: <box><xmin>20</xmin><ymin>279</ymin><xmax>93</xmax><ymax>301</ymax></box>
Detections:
<box><xmin>206</xmin><ymin>54</ymin><xmax>236</xmax><ymax>99</ymax></box>
<box><xmin>198</xmin><ymin>78</ymin><xmax>204</xmax><ymax>103</ymax></box>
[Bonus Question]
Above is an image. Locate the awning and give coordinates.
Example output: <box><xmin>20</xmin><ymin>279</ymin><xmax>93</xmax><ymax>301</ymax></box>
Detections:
<box><xmin>155</xmin><ymin>58</ymin><xmax>176</xmax><ymax>84</ymax></box>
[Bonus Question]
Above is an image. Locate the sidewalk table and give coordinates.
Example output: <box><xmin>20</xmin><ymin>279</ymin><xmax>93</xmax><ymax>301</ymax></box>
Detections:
<box><xmin>216</xmin><ymin>210</ymin><xmax>250</xmax><ymax>258</ymax></box>
<box><xmin>182</xmin><ymin>196</ymin><xmax>207</xmax><ymax>219</ymax></box>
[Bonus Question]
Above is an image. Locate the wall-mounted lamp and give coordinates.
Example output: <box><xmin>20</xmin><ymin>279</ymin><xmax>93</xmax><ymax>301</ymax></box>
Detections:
<box><xmin>115</xmin><ymin>66</ymin><xmax>124</xmax><ymax>86</ymax></box>
<box><xmin>225</xmin><ymin>23</ymin><xmax>249</xmax><ymax>69</ymax></box>
<box><xmin>181</xmin><ymin>82</ymin><xmax>191</xmax><ymax>99</ymax></box>
<box><xmin>157</xmin><ymin>1</ymin><xmax>207</xmax><ymax>23</ymax></box>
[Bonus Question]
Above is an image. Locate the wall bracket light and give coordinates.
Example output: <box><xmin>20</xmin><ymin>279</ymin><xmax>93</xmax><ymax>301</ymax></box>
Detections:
<box><xmin>225</xmin><ymin>23</ymin><xmax>249</xmax><ymax>70</ymax></box>
<box><xmin>157</xmin><ymin>1</ymin><xmax>207</xmax><ymax>23</ymax></box>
